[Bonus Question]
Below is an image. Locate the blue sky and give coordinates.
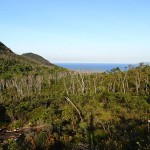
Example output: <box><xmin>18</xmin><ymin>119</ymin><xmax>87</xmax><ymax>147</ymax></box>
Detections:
<box><xmin>0</xmin><ymin>0</ymin><xmax>150</xmax><ymax>63</ymax></box>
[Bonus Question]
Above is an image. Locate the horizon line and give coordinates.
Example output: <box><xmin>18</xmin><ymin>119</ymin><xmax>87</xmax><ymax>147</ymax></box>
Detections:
<box><xmin>52</xmin><ymin>62</ymin><xmax>147</xmax><ymax>64</ymax></box>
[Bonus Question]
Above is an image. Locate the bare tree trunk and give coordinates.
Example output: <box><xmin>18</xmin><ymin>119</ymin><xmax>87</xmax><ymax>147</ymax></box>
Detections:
<box><xmin>112</xmin><ymin>80</ymin><xmax>116</xmax><ymax>93</ymax></box>
<box><xmin>65</xmin><ymin>97</ymin><xmax>83</xmax><ymax>122</ymax></box>
<box><xmin>126</xmin><ymin>80</ymin><xmax>129</xmax><ymax>92</ymax></box>
<box><xmin>81</xmin><ymin>75</ymin><xmax>85</xmax><ymax>94</ymax></box>
<box><xmin>71</xmin><ymin>74</ymin><xmax>75</xmax><ymax>94</ymax></box>
<box><xmin>94</xmin><ymin>79</ymin><xmax>97</xmax><ymax>93</ymax></box>
<box><xmin>63</xmin><ymin>78</ymin><xmax>69</xmax><ymax>95</ymax></box>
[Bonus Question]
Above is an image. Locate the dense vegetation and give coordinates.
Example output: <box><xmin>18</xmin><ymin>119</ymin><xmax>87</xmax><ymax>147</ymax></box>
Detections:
<box><xmin>22</xmin><ymin>53</ymin><xmax>53</xmax><ymax>66</ymax></box>
<box><xmin>0</xmin><ymin>42</ymin><xmax>150</xmax><ymax>149</ymax></box>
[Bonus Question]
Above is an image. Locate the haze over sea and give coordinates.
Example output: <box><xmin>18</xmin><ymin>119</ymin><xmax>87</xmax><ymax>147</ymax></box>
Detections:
<box><xmin>55</xmin><ymin>63</ymin><xmax>138</xmax><ymax>72</ymax></box>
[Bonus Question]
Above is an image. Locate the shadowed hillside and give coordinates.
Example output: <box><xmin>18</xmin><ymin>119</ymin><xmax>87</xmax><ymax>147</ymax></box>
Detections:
<box><xmin>0</xmin><ymin>42</ymin><xmax>13</xmax><ymax>54</ymax></box>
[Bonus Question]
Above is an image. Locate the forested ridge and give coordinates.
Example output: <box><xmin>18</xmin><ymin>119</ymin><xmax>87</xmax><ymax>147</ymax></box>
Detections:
<box><xmin>0</xmin><ymin>42</ymin><xmax>150</xmax><ymax>150</ymax></box>
<box><xmin>22</xmin><ymin>53</ymin><xmax>54</xmax><ymax>67</ymax></box>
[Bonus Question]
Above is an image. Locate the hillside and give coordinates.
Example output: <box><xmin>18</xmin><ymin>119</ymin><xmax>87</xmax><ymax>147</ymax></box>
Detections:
<box><xmin>0</xmin><ymin>42</ymin><xmax>150</xmax><ymax>149</ymax></box>
<box><xmin>22</xmin><ymin>52</ymin><xmax>53</xmax><ymax>67</ymax></box>
<box><xmin>0</xmin><ymin>42</ymin><xmax>13</xmax><ymax>54</ymax></box>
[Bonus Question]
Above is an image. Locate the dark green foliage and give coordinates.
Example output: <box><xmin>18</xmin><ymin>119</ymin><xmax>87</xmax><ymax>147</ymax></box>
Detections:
<box><xmin>0</xmin><ymin>104</ymin><xmax>10</xmax><ymax>126</ymax></box>
<box><xmin>0</xmin><ymin>104</ymin><xmax>6</xmax><ymax>116</ymax></box>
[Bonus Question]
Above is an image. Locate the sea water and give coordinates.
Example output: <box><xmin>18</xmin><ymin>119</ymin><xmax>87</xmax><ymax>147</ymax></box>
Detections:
<box><xmin>55</xmin><ymin>63</ymin><xmax>138</xmax><ymax>72</ymax></box>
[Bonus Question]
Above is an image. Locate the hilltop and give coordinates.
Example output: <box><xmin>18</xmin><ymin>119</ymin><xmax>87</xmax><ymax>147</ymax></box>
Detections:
<box><xmin>22</xmin><ymin>52</ymin><xmax>53</xmax><ymax>67</ymax></box>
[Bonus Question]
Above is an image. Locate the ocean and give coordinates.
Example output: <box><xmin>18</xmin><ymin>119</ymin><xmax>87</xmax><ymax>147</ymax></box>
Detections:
<box><xmin>55</xmin><ymin>63</ymin><xmax>138</xmax><ymax>72</ymax></box>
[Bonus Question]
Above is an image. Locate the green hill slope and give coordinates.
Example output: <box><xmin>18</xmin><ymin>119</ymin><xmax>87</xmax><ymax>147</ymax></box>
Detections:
<box><xmin>22</xmin><ymin>52</ymin><xmax>53</xmax><ymax>66</ymax></box>
<box><xmin>0</xmin><ymin>42</ymin><xmax>63</xmax><ymax>79</ymax></box>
